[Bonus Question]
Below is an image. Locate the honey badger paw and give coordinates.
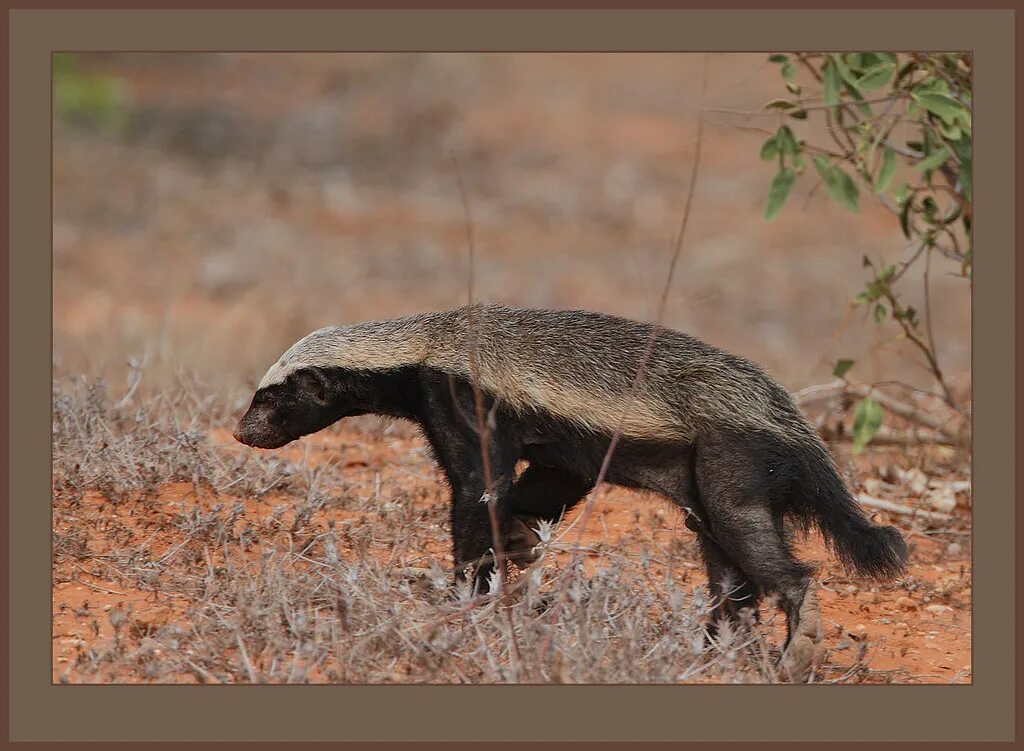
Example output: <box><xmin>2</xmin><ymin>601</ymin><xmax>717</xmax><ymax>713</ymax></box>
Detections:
<box><xmin>505</xmin><ymin>514</ymin><xmax>542</xmax><ymax>570</ymax></box>
<box><xmin>780</xmin><ymin>584</ymin><xmax>826</xmax><ymax>683</ymax></box>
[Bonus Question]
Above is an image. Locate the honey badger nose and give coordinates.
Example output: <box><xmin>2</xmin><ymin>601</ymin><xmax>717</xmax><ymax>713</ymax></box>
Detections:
<box><xmin>232</xmin><ymin>425</ymin><xmax>246</xmax><ymax>444</ymax></box>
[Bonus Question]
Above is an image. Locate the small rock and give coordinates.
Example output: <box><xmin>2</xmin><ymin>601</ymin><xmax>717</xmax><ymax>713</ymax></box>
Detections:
<box><xmin>902</xmin><ymin>468</ymin><xmax>929</xmax><ymax>496</ymax></box>
<box><xmin>946</xmin><ymin>542</ymin><xmax>963</xmax><ymax>557</ymax></box>
<box><xmin>927</xmin><ymin>486</ymin><xmax>957</xmax><ymax>513</ymax></box>
<box><xmin>834</xmin><ymin>639</ymin><xmax>853</xmax><ymax>651</ymax></box>
<box><xmin>893</xmin><ymin>621</ymin><xmax>910</xmax><ymax>635</ymax></box>
<box><xmin>926</xmin><ymin>604</ymin><xmax>952</xmax><ymax>615</ymax></box>
<box><xmin>896</xmin><ymin>596</ymin><xmax>918</xmax><ymax>611</ymax></box>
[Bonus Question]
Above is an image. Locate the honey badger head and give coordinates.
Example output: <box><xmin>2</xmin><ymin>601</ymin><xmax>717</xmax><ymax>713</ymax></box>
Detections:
<box><xmin>232</xmin><ymin>365</ymin><xmax>343</xmax><ymax>449</ymax></box>
<box><xmin>232</xmin><ymin>319</ymin><xmax>430</xmax><ymax>449</ymax></box>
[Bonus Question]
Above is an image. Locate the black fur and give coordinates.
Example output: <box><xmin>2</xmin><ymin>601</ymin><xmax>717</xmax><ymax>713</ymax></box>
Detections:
<box><xmin>234</xmin><ymin>361</ymin><xmax>908</xmax><ymax>647</ymax></box>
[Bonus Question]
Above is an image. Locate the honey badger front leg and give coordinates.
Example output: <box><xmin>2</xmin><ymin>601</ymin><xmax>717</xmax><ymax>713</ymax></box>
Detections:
<box><xmin>419</xmin><ymin>408</ymin><xmax>524</xmax><ymax>594</ymax></box>
<box><xmin>447</xmin><ymin>467</ymin><xmax>518</xmax><ymax>592</ymax></box>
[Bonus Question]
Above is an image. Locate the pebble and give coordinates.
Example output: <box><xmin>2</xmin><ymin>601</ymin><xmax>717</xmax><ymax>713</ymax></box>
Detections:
<box><xmin>893</xmin><ymin>622</ymin><xmax>910</xmax><ymax>635</ymax></box>
<box><xmin>927</xmin><ymin>487</ymin><xmax>957</xmax><ymax>513</ymax></box>
<box><xmin>926</xmin><ymin>604</ymin><xmax>952</xmax><ymax>615</ymax></box>
<box><xmin>896</xmin><ymin>596</ymin><xmax>918</xmax><ymax>611</ymax></box>
<box><xmin>946</xmin><ymin>542</ymin><xmax>963</xmax><ymax>557</ymax></box>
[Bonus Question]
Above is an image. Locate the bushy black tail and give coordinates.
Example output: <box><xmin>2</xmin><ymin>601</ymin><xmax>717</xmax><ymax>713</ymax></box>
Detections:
<box><xmin>794</xmin><ymin>443</ymin><xmax>909</xmax><ymax>580</ymax></box>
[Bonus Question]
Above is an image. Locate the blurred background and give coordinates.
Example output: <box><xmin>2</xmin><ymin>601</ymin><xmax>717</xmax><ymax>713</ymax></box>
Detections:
<box><xmin>52</xmin><ymin>52</ymin><xmax>972</xmax><ymax>406</ymax></box>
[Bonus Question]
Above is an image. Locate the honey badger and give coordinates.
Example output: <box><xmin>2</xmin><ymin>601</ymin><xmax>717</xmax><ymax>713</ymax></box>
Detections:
<box><xmin>234</xmin><ymin>303</ymin><xmax>907</xmax><ymax>678</ymax></box>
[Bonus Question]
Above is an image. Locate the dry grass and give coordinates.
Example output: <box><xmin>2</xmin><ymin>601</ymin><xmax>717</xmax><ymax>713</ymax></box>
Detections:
<box><xmin>52</xmin><ymin>376</ymin><xmax>810</xmax><ymax>684</ymax></box>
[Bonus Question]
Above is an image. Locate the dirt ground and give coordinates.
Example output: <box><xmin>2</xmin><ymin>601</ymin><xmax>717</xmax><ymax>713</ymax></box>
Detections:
<box><xmin>53</xmin><ymin>422</ymin><xmax>971</xmax><ymax>684</ymax></box>
<box><xmin>52</xmin><ymin>53</ymin><xmax>972</xmax><ymax>684</ymax></box>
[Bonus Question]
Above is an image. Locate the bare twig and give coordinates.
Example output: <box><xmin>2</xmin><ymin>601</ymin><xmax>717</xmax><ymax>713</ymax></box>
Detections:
<box><xmin>449</xmin><ymin>148</ymin><xmax>521</xmax><ymax>681</ymax></box>
<box><xmin>793</xmin><ymin>379</ymin><xmax>961</xmax><ymax>439</ymax></box>
<box><xmin>560</xmin><ymin>53</ymin><xmax>711</xmax><ymax>580</ymax></box>
<box><xmin>857</xmin><ymin>494</ymin><xmax>953</xmax><ymax>522</ymax></box>
<box><xmin>70</xmin><ymin>578</ymin><xmax>130</xmax><ymax>597</ymax></box>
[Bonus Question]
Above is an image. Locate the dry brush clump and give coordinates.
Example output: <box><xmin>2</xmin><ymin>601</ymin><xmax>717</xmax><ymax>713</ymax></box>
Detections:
<box><xmin>53</xmin><ymin>377</ymin><xmax>803</xmax><ymax>684</ymax></box>
<box><xmin>52</xmin><ymin>376</ymin><xmax>314</xmax><ymax>506</ymax></box>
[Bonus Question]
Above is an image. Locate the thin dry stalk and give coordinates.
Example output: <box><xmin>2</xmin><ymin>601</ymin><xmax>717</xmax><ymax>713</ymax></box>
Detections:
<box><xmin>449</xmin><ymin>148</ymin><xmax>521</xmax><ymax>680</ymax></box>
<box><xmin>559</xmin><ymin>53</ymin><xmax>711</xmax><ymax>582</ymax></box>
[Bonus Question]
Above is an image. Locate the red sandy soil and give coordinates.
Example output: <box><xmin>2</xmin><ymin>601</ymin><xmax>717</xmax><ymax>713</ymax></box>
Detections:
<box><xmin>53</xmin><ymin>427</ymin><xmax>971</xmax><ymax>684</ymax></box>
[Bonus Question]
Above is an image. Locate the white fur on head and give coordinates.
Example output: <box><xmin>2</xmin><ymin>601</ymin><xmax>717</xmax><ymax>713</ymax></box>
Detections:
<box><xmin>257</xmin><ymin>318</ymin><xmax>434</xmax><ymax>390</ymax></box>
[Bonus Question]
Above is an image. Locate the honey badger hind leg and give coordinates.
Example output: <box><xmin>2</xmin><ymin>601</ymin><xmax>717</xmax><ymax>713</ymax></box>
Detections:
<box><xmin>694</xmin><ymin>434</ymin><xmax>824</xmax><ymax>682</ymax></box>
<box><xmin>504</xmin><ymin>464</ymin><xmax>592</xmax><ymax>570</ymax></box>
<box><xmin>688</xmin><ymin>521</ymin><xmax>763</xmax><ymax>642</ymax></box>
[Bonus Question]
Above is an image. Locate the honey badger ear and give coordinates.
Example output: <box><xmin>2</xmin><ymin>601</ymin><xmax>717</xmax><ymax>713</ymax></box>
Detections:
<box><xmin>293</xmin><ymin>368</ymin><xmax>329</xmax><ymax>406</ymax></box>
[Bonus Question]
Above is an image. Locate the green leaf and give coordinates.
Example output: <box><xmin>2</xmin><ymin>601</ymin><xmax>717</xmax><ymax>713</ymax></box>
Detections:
<box><xmin>873</xmin><ymin>303</ymin><xmax>888</xmax><ymax>324</ymax></box>
<box><xmin>953</xmin><ymin>139</ymin><xmax>972</xmax><ymax>203</ymax></box>
<box><xmin>776</xmin><ymin>125</ymin><xmax>799</xmax><ymax>156</ymax></box>
<box><xmin>786</xmin><ymin>82</ymin><xmax>802</xmax><ymax>95</ymax></box>
<box><xmin>938</xmin><ymin>119</ymin><xmax>963</xmax><ymax>141</ymax></box>
<box><xmin>788</xmin><ymin>109</ymin><xmax>808</xmax><ymax>120</ymax></box>
<box><xmin>833</xmin><ymin>359</ymin><xmax>855</xmax><ymax>379</ymax></box>
<box><xmin>830</xmin><ymin>54</ymin><xmax>860</xmax><ymax>89</ymax></box>
<box><xmin>760</xmin><ymin>137</ymin><xmax>779</xmax><ymax>161</ymax></box>
<box><xmin>764</xmin><ymin>167</ymin><xmax>796</xmax><ymax>221</ymax></box>
<box><xmin>823</xmin><ymin>59</ymin><xmax>841</xmax><ymax>108</ymax></box>
<box><xmin>814</xmin><ymin>156</ymin><xmax>860</xmax><ymax>213</ymax></box>
<box><xmin>899</xmin><ymin>198</ymin><xmax>914</xmax><ymax>239</ymax></box>
<box><xmin>812</xmin><ymin>154</ymin><xmax>833</xmax><ymax>180</ymax></box>
<box><xmin>769</xmin><ymin>54</ymin><xmax>789</xmax><ymax>63</ymax></box>
<box><xmin>911</xmin><ymin>90</ymin><xmax>970</xmax><ymax>126</ymax></box>
<box><xmin>764</xmin><ymin>98</ymin><xmax>796</xmax><ymax>110</ymax></box>
<box><xmin>915</xmin><ymin>146</ymin><xmax>951</xmax><ymax>173</ymax></box>
<box><xmin>833</xmin><ymin>167</ymin><xmax>860</xmax><ymax>212</ymax></box>
<box><xmin>894</xmin><ymin>59</ymin><xmax>918</xmax><ymax>87</ymax></box>
<box><xmin>874</xmin><ymin>146</ymin><xmax>897</xmax><ymax>195</ymax></box>
<box><xmin>844</xmin><ymin>83</ymin><xmax>874</xmax><ymax>116</ymax></box>
<box><xmin>855</xmin><ymin>62</ymin><xmax>895</xmax><ymax>91</ymax></box>
<box><xmin>851</xmin><ymin>396</ymin><xmax>884</xmax><ymax>453</ymax></box>
<box><xmin>781</xmin><ymin>62</ymin><xmax>796</xmax><ymax>81</ymax></box>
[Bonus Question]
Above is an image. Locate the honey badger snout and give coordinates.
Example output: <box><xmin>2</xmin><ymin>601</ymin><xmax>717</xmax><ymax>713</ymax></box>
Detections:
<box><xmin>232</xmin><ymin>403</ymin><xmax>291</xmax><ymax>449</ymax></box>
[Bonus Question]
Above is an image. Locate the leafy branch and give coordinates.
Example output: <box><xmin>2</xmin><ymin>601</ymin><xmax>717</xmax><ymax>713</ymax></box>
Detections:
<box><xmin>754</xmin><ymin>52</ymin><xmax>971</xmax><ymax>447</ymax></box>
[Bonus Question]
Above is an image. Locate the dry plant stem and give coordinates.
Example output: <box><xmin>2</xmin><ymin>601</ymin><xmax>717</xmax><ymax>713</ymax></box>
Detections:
<box><xmin>923</xmin><ymin>244</ymin><xmax>938</xmax><ymax>376</ymax></box>
<box><xmin>450</xmin><ymin>148</ymin><xmax>521</xmax><ymax>680</ymax></box>
<box><xmin>862</xmin><ymin>425</ymin><xmax>954</xmax><ymax>447</ymax></box>
<box><xmin>856</xmin><ymin>494</ymin><xmax>952</xmax><ymax>523</ymax></box>
<box><xmin>558</xmin><ymin>54</ymin><xmax>710</xmax><ymax>588</ymax></box>
<box><xmin>792</xmin><ymin>379</ymin><xmax>960</xmax><ymax>439</ymax></box>
<box><xmin>881</xmin><ymin>284</ymin><xmax>955</xmax><ymax>408</ymax></box>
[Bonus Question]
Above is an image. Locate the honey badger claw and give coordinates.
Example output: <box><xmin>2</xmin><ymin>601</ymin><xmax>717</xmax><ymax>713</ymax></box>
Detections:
<box><xmin>505</xmin><ymin>515</ymin><xmax>543</xmax><ymax>570</ymax></box>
